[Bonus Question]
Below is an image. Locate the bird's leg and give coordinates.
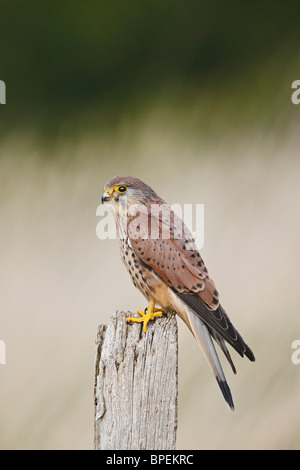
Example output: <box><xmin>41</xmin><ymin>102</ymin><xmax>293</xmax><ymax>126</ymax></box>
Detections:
<box><xmin>126</xmin><ymin>299</ymin><xmax>164</xmax><ymax>333</ymax></box>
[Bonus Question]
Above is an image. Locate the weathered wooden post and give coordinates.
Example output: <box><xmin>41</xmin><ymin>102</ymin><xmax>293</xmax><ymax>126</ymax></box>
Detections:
<box><xmin>94</xmin><ymin>310</ymin><xmax>178</xmax><ymax>450</ymax></box>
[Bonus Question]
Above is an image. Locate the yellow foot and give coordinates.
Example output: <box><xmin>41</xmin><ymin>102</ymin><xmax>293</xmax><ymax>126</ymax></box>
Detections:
<box><xmin>126</xmin><ymin>303</ymin><xmax>164</xmax><ymax>333</ymax></box>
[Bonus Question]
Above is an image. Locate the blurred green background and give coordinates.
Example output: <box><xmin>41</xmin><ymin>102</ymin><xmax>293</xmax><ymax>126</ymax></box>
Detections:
<box><xmin>1</xmin><ymin>0</ymin><xmax>300</xmax><ymax>450</ymax></box>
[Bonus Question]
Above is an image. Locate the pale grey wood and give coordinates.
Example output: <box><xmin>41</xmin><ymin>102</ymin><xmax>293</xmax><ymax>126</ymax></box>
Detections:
<box><xmin>94</xmin><ymin>310</ymin><xmax>178</xmax><ymax>450</ymax></box>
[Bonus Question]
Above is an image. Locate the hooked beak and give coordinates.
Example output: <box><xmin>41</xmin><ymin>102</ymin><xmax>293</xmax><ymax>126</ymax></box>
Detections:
<box><xmin>101</xmin><ymin>189</ymin><xmax>112</xmax><ymax>204</ymax></box>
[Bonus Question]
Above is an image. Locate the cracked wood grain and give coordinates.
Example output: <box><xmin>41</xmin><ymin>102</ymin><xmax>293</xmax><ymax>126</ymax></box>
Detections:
<box><xmin>94</xmin><ymin>311</ymin><xmax>178</xmax><ymax>450</ymax></box>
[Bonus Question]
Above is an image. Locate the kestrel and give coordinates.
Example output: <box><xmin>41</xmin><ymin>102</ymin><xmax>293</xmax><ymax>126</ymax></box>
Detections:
<box><xmin>101</xmin><ymin>176</ymin><xmax>255</xmax><ymax>410</ymax></box>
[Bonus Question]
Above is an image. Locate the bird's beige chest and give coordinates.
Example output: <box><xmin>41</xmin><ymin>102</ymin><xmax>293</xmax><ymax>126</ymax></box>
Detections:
<box><xmin>119</xmin><ymin>236</ymin><xmax>152</xmax><ymax>298</ymax></box>
<box><xmin>116</xmin><ymin>222</ymin><xmax>150</xmax><ymax>297</ymax></box>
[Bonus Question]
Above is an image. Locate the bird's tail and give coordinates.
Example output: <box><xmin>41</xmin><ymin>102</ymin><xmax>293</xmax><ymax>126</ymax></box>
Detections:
<box><xmin>186</xmin><ymin>308</ymin><xmax>235</xmax><ymax>411</ymax></box>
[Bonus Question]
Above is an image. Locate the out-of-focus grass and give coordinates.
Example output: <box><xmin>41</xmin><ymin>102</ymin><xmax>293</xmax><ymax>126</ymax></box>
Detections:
<box><xmin>0</xmin><ymin>106</ymin><xmax>300</xmax><ymax>449</ymax></box>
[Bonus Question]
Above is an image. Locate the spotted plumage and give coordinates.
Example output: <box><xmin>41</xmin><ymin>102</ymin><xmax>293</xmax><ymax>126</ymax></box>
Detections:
<box><xmin>102</xmin><ymin>175</ymin><xmax>255</xmax><ymax>410</ymax></box>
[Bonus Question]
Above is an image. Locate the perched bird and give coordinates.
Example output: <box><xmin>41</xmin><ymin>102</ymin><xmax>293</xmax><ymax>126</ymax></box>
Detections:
<box><xmin>101</xmin><ymin>176</ymin><xmax>255</xmax><ymax>410</ymax></box>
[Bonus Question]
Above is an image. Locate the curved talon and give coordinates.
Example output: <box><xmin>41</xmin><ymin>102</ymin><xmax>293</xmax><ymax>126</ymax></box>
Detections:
<box><xmin>126</xmin><ymin>301</ymin><xmax>164</xmax><ymax>333</ymax></box>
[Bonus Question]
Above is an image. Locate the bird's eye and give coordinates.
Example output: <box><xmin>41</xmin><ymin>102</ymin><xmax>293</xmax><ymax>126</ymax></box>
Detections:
<box><xmin>116</xmin><ymin>185</ymin><xmax>128</xmax><ymax>194</ymax></box>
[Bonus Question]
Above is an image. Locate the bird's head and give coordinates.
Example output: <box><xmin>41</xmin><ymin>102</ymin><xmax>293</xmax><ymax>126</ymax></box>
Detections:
<box><xmin>102</xmin><ymin>176</ymin><xmax>162</xmax><ymax>211</ymax></box>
